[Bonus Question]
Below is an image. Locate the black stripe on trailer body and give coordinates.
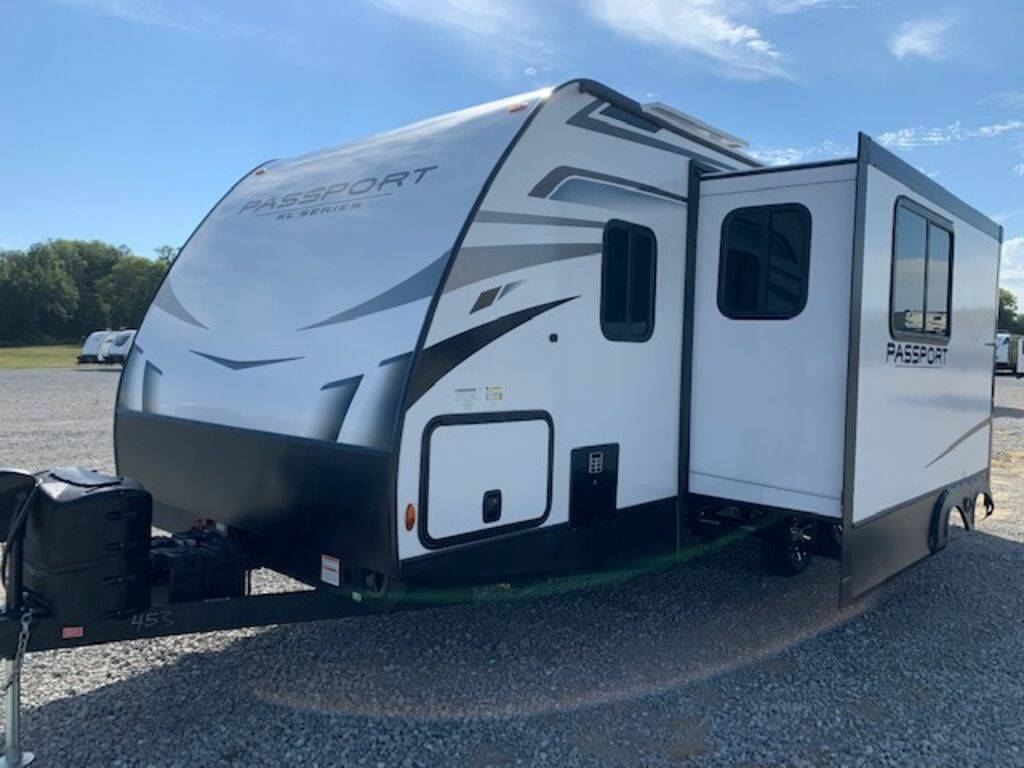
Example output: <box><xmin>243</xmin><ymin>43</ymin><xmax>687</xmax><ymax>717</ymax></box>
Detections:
<box><xmin>406</xmin><ymin>296</ymin><xmax>578</xmax><ymax>407</ymax></box>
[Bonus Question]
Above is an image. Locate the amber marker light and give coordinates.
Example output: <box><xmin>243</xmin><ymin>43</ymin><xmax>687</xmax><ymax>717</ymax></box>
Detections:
<box><xmin>405</xmin><ymin>503</ymin><xmax>416</xmax><ymax>531</ymax></box>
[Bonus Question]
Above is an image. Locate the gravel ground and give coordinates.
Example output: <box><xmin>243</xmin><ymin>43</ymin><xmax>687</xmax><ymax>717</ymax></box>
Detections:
<box><xmin>1</xmin><ymin>367</ymin><xmax>1024</xmax><ymax>767</ymax></box>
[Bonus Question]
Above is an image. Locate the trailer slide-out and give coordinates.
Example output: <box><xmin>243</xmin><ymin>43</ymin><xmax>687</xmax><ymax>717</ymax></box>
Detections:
<box><xmin>0</xmin><ymin>78</ymin><xmax>1003</xmax><ymax>764</ymax></box>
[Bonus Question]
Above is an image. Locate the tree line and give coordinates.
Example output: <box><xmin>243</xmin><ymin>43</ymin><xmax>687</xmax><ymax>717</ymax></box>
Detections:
<box><xmin>1000</xmin><ymin>288</ymin><xmax>1024</xmax><ymax>335</ymax></box>
<box><xmin>0</xmin><ymin>240</ymin><xmax>177</xmax><ymax>347</ymax></box>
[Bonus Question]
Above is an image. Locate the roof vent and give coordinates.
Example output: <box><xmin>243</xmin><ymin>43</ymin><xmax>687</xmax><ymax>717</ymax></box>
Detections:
<box><xmin>641</xmin><ymin>102</ymin><xmax>748</xmax><ymax>150</ymax></box>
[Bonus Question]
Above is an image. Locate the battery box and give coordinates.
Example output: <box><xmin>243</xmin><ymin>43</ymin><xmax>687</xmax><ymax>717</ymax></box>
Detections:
<box><xmin>150</xmin><ymin>530</ymin><xmax>249</xmax><ymax>604</ymax></box>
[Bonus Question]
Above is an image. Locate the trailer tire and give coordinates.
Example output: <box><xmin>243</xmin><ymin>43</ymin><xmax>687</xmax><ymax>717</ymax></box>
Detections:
<box><xmin>762</xmin><ymin>518</ymin><xmax>814</xmax><ymax>575</ymax></box>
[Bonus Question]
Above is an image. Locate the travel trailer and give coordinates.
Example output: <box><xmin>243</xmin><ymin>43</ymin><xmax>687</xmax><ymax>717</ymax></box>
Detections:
<box><xmin>0</xmin><ymin>79</ymin><xmax>1003</xmax><ymax>764</ymax></box>
<box><xmin>109</xmin><ymin>79</ymin><xmax>1000</xmax><ymax>602</ymax></box>
<box><xmin>100</xmin><ymin>330</ymin><xmax>136</xmax><ymax>365</ymax></box>
<box><xmin>76</xmin><ymin>330</ymin><xmax>111</xmax><ymax>364</ymax></box>
<box><xmin>996</xmin><ymin>331</ymin><xmax>1011</xmax><ymax>369</ymax></box>
<box><xmin>994</xmin><ymin>330</ymin><xmax>1024</xmax><ymax>374</ymax></box>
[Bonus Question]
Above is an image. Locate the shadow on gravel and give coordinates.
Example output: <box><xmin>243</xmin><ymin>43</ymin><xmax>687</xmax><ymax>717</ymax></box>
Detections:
<box><xmin>14</xmin><ymin>523</ymin><xmax>1024</xmax><ymax>766</ymax></box>
<box><xmin>994</xmin><ymin>405</ymin><xmax>1024</xmax><ymax>419</ymax></box>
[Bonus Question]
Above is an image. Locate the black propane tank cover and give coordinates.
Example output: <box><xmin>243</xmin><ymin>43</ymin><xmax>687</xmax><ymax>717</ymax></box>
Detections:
<box><xmin>0</xmin><ymin>468</ymin><xmax>36</xmax><ymax>537</ymax></box>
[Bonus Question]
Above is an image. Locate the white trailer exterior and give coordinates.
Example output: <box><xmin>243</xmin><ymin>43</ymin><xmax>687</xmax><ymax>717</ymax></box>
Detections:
<box><xmin>77</xmin><ymin>330</ymin><xmax>111</xmax><ymax>364</ymax></box>
<box><xmin>101</xmin><ymin>330</ymin><xmax>136</xmax><ymax>365</ymax></box>
<box><xmin>114</xmin><ymin>80</ymin><xmax>1002</xmax><ymax>602</ymax></box>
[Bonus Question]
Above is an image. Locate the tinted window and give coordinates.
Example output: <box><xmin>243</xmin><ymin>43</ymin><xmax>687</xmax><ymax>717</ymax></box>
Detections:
<box><xmin>719</xmin><ymin>204</ymin><xmax>811</xmax><ymax>319</ymax></box>
<box><xmin>891</xmin><ymin>199</ymin><xmax>953</xmax><ymax>339</ymax></box>
<box><xmin>601</xmin><ymin>221</ymin><xmax>656</xmax><ymax>341</ymax></box>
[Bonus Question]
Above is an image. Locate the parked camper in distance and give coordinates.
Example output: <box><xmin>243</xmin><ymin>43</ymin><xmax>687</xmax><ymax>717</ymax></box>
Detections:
<box><xmin>995</xmin><ymin>331</ymin><xmax>1011</xmax><ymax>370</ymax></box>
<box><xmin>101</xmin><ymin>330</ymin><xmax>136</xmax><ymax>365</ymax></box>
<box><xmin>77</xmin><ymin>330</ymin><xmax>112</xmax><ymax>364</ymax></box>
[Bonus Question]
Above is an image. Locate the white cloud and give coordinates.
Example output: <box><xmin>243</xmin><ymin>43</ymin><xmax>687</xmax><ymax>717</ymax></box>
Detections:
<box><xmin>889</xmin><ymin>17</ymin><xmax>955</xmax><ymax>61</ymax></box>
<box><xmin>1001</xmin><ymin>237</ymin><xmax>1024</xmax><ymax>297</ymax></box>
<box><xmin>1014</xmin><ymin>164</ymin><xmax>1024</xmax><ymax>177</ymax></box>
<box><xmin>989</xmin><ymin>91</ymin><xmax>1024</xmax><ymax>110</ymax></box>
<box><xmin>585</xmin><ymin>0</ymin><xmax>794</xmax><ymax>80</ymax></box>
<box><xmin>369</xmin><ymin>0</ymin><xmax>527</xmax><ymax>39</ymax></box>
<box><xmin>48</xmin><ymin>0</ymin><xmax>196</xmax><ymax>30</ymax></box>
<box><xmin>748</xmin><ymin>139</ymin><xmax>852</xmax><ymax>165</ymax></box>
<box><xmin>367</xmin><ymin>0</ymin><xmax>545</xmax><ymax>67</ymax></box>
<box><xmin>878</xmin><ymin>120</ymin><xmax>1024</xmax><ymax>150</ymax></box>
<box><xmin>47</xmin><ymin>0</ymin><xmax>276</xmax><ymax>41</ymax></box>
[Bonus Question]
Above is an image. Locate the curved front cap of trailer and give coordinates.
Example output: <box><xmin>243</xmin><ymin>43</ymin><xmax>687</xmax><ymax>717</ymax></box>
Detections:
<box><xmin>118</xmin><ymin>90</ymin><xmax>547</xmax><ymax>447</ymax></box>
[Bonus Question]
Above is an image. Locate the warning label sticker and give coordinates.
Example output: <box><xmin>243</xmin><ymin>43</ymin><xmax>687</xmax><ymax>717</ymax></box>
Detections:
<box><xmin>320</xmin><ymin>554</ymin><xmax>340</xmax><ymax>587</ymax></box>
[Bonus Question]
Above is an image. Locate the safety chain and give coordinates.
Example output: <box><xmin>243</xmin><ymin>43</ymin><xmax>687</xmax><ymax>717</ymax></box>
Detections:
<box><xmin>0</xmin><ymin>606</ymin><xmax>33</xmax><ymax>694</ymax></box>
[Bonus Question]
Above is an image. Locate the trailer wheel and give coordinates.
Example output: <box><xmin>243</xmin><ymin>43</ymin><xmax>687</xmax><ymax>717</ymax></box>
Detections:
<box><xmin>762</xmin><ymin>518</ymin><xmax>814</xmax><ymax>575</ymax></box>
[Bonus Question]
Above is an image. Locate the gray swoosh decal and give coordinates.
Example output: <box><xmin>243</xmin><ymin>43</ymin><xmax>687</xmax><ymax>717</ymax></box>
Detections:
<box><xmin>152</xmin><ymin>280</ymin><xmax>208</xmax><ymax>329</ymax></box>
<box><xmin>473</xmin><ymin>210</ymin><xmax>606</xmax><ymax>229</ymax></box>
<box><xmin>470</xmin><ymin>286</ymin><xmax>502</xmax><ymax>314</ymax></box>
<box><xmin>567</xmin><ymin>99</ymin><xmax>734</xmax><ymax>170</ymax></box>
<box><xmin>444</xmin><ymin>243</ymin><xmax>601</xmax><ymax>294</ymax></box>
<box><xmin>141</xmin><ymin>361</ymin><xmax>162</xmax><ymax>413</ymax></box>
<box><xmin>530</xmin><ymin>166</ymin><xmax>687</xmax><ymax>203</ymax></box>
<box><xmin>925</xmin><ymin>417</ymin><xmax>991</xmax><ymax>468</ymax></box>
<box><xmin>191</xmin><ymin>350</ymin><xmax>304</xmax><ymax>370</ymax></box>
<box><xmin>311</xmin><ymin>374</ymin><xmax>362</xmax><ymax>442</ymax></box>
<box><xmin>548</xmin><ymin>178</ymin><xmax>685</xmax><ymax>213</ymax></box>
<box><xmin>299</xmin><ymin>252</ymin><xmax>449</xmax><ymax>331</ymax></box>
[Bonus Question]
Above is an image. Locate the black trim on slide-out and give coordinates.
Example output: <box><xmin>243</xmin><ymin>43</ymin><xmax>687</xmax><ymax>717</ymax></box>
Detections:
<box><xmin>840</xmin><ymin>470</ymin><xmax>989</xmax><ymax>603</ymax></box>
<box><xmin>839</xmin><ymin>134</ymin><xmax>872</xmax><ymax>606</ymax></box>
<box><xmin>113</xmin><ymin>158</ymin><xmax>277</xmax><ymax>473</ymax></box>
<box><xmin>860</xmin><ymin>135</ymin><xmax>1001</xmax><ymax>241</ymax></box>
<box><xmin>417</xmin><ymin>410</ymin><xmax>554</xmax><ymax>550</ymax></box>
<box><xmin>677</xmin><ymin>160</ymin><xmax>714</xmax><ymax>549</ymax></box>
<box><xmin>705</xmin><ymin>158</ymin><xmax>856</xmax><ymax>181</ymax></box>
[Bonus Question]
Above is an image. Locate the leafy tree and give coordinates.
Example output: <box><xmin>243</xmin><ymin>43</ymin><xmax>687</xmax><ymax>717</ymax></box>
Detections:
<box><xmin>154</xmin><ymin>245</ymin><xmax>179</xmax><ymax>265</ymax></box>
<box><xmin>0</xmin><ymin>249</ymin><xmax>79</xmax><ymax>343</ymax></box>
<box><xmin>96</xmin><ymin>256</ymin><xmax>167</xmax><ymax>329</ymax></box>
<box><xmin>31</xmin><ymin>239</ymin><xmax>121</xmax><ymax>336</ymax></box>
<box><xmin>999</xmin><ymin>288</ymin><xmax>1024</xmax><ymax>334</ymax></box>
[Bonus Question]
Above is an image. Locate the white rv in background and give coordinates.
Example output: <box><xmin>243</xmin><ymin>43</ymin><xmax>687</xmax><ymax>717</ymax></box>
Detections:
<box><xmin>101</xmin><ymin>330</ymin><xmax>136</xmax><ymax>365</ymax></box>
<box><xmin>111</xmin><ymin>79</ymin><xmax>1002</xmax><ymax>605</ymax></box>
<box><xmin>996</xmin><ymin>331</ymin><xmax>1011</xmax><ymax>369</ymax></box>
<box><xmin>77</xmin><ymin>330</ymin><xmax>111</xmax><ymax>364</ymax></box>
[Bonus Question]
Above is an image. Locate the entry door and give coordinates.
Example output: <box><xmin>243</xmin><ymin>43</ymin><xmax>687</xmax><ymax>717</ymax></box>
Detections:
<box><xmin>688</xmin><ymin>163</ymin><xmax>858</xmax><ymax>518</ymax></box>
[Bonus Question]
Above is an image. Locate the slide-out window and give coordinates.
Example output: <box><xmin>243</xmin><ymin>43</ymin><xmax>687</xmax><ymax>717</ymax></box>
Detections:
<box><xmin>718</xmin><ymin>204</ymin><xmax>811</xmax><ymax>320</ymax></box>
<box><xmin>891</xmin><ymin>197</ymin><xmax>953</xmax><ymax>339</ymax></box>
<box><xmin>601</xmin><ymin>220</ymin><xmax>656</xmax><ymax>341</ymax></box>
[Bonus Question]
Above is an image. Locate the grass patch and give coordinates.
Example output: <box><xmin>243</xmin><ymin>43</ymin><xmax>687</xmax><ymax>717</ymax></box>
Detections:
<box><xmin>0</xmin><ymin>345</ymin><xmax>81</xmax><ymax>369</ymax></box>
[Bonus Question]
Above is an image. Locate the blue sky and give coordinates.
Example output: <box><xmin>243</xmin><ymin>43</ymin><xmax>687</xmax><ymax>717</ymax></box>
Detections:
<box><xmin>2</xmin><ymin>0</ymin><xmax>1023</xmax><ymax>289</ymax></box>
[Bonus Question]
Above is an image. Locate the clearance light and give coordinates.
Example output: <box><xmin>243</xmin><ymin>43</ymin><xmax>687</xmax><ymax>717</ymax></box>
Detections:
<box><xmin>405</xmin><ymin>504</ymin><xmax>416</xmax><ymax>531</ymax></box>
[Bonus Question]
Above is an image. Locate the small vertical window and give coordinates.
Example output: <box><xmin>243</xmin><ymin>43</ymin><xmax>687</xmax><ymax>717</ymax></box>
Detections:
<box><xmin>718</xmin><ymin>204</ymin><xmax>811</xmax><ymax>320</ymax></box>
<box><xmin>601</xmin><ymin>220</ymin><xmax>656</xmax><ymax>341</ymax></box>
<box><xmin>891</xmin><ymin>198</ymin><xmax>953</xmax><ymax>340</ymax></box>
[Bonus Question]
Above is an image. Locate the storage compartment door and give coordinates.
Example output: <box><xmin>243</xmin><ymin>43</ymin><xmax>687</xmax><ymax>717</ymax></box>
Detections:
<box><xmin>421</xmin><ymin>413</ymin><xmax>552</xmax><ymax>547</ymax></box>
